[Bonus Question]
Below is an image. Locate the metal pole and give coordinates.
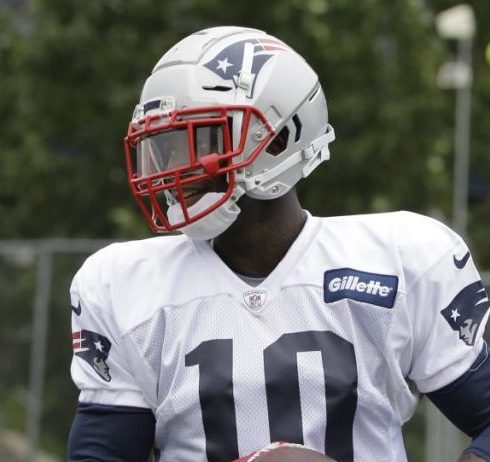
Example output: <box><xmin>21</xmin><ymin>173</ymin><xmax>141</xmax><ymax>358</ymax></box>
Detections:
<box><xmin>427</xmin><ymin>21</ymin><xmax>474</xmax><ymax>460</ymax></box>
<box><xmin>452</xmin><ymin>37</ymin><xmax>473</xmax><ymax>238</ymax></box>
<box><xmin>25</xmin><ymin>249</ymin><xmax>53</xmax><ymax>462</ymax></box>
<box><xmin>425</xmin><ymin>400</ymin><xmax>469</xmax><ymax>462</ymax></box>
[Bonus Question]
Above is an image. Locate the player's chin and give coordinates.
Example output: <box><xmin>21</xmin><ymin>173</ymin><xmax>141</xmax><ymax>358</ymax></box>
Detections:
<box><xmin>181</xmin><ymin>177</ymin><xmax>228</xmax><ymax>207</ymax></box>
<box><xmin>230</xmin><ymin>442</ymin><xmax>338</xmax><ymax>462</ymax></box>
<box><xmin>182</xmin><ymin>190</ymin><xmax>206</xmax><ymax>207</ymax></box>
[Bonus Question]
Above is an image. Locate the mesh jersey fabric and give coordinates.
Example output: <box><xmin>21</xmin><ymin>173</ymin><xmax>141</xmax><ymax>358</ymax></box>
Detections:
<box><xmin>70</xmin><ymin>211</ymin><xmax>489</xmax><ymax>462</ymax></box>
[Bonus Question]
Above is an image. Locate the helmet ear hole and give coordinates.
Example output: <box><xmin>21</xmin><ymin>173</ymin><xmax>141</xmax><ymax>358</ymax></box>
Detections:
<box><xmin>292</xmin><ymin>114</ymin><xmax>302</xmax><ymax>142</ymax></box>
<box><xmin>266</xmin><ymin>126</ymin><xmax>289</xmax><ymax>156</ymax></box>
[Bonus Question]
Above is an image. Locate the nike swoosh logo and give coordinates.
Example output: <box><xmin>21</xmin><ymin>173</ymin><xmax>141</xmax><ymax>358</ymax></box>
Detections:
<box><xmin>71</xmin><ymin>302</ymin><xmax>81</xmax><ymax>316</ymax></box>
<box><xmin>453</xmin><ymin>251</ymin><xmax>471</xmax><ymax>269</ymax></box>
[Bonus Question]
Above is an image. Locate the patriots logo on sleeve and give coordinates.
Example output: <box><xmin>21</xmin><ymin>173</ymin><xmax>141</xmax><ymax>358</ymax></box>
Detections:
<box><xmin>72</xmin><ymin>330</ymin><xmax>112</xmax><ymax>382</ymax></box>
<box><xmin>203</xmin><ymin>38</ymin><xmax>292</xmax><ymax>98</ymax></box>
<box><xmin>441</xmin><ymin>280</ymin><xmax>490</xmax><ymax>346</ymax></box>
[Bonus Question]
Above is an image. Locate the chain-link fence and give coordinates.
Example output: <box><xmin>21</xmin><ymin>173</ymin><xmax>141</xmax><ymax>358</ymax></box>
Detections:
<box><xmin>0</xmin><ymin>239</ymin><xmax>111</xmax><ymax>462</ymax></box>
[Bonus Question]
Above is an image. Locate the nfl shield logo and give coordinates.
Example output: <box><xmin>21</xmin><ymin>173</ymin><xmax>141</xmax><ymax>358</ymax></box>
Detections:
<box><xmin>243</xmin><ymin>289</ymin><xmax>267</xmax><ymax>312</ymax></box>
<box><xmin>158</xmin><ymin>96</ymin><xmax>176</xmax><ymax>115</ymax></box>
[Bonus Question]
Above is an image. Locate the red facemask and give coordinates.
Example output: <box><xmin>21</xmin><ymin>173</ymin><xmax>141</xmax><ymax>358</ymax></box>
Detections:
<box><xmin>124</xmin><ymin>104</ymin><xmax>275</xmax><ymax>233</ymax></box>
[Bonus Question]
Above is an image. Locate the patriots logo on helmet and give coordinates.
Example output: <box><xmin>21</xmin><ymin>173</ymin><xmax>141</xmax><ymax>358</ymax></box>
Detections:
<box><xmin>203</xmin><ymin>38</ymin><xmax>291</xmax><ymax>98</ymax></box>
<box><xmin>441</xmin><ymin>280</ymin><xmax>490</xmax><ymax>346</ymax></box>
<box><xmin>72</xmin><ymin>330</ymin><xmax>112</xmax><ymax>382</ymax></box>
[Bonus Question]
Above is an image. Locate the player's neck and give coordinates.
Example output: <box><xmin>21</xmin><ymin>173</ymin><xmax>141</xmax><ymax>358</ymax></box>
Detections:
<box><xmin>213</xmin><ymin>190</ymin><xmax>307</xmax><ymax>277</ymax></box>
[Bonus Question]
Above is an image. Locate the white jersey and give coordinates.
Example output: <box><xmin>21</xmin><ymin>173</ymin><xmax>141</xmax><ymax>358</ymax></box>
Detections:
<box><xmin>70</xmin><ymin>211</ymin><xmax>489</xmax><ymax>462</ymax></box>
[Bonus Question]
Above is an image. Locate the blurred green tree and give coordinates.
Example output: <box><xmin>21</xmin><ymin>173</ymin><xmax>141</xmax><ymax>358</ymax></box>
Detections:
<box><xmin>1</xmin><ymin>0</ymin><xmax>489</xmax><ymax>244</ymax></box>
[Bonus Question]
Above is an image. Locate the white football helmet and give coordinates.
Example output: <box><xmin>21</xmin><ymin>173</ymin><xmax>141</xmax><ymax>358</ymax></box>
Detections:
<box><xmin>124</xmin><ymin>26</ymin><xmax>335</xmax><ymax>238</ymax></box>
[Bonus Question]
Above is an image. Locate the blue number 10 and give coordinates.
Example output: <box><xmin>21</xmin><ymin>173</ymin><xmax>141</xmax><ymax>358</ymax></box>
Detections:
<box><xmin>185</xmin><ymin>330</ymin><xmax>358</xmax><ymax>462</ymax></box>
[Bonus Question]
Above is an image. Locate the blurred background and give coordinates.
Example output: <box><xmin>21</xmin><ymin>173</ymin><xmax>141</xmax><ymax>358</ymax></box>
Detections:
<box><xmin>0</xmin><ymin>0</ymin><xmax>489</xmax><ymax>460</ymax></box>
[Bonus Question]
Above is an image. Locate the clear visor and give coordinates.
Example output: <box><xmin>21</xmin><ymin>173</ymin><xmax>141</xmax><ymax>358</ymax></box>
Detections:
<box><xmin>126</xmin><ymin>106</ymin><xmax>276</xmax><ymax>232</ymax></box>
<box><xmin>136</xmin><ymin>125</ymin><xmax>224</xmax><ymax>177</ymax></box>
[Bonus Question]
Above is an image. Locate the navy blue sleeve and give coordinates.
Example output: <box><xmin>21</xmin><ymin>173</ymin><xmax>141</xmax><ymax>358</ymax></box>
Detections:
<box><xmin>427</xmin><ymin>342</ymin><xmax>490</xmax><ymax>460</ymax></box>
<box><xmin>68</xmin><ymin>402</ymin><xmax>156</xmax><ymax>462</ymax></box>
<box><xmin>463</xmin><ymin>425</ymin><xmax>490</xmax><ymax>461</ymax></box>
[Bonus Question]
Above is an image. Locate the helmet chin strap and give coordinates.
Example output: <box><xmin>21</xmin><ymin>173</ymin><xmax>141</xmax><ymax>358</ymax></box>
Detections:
<box><xmin>167</xmin><ymin>191</ymin><xmax>242</xmax><ymax>240</ymax></box>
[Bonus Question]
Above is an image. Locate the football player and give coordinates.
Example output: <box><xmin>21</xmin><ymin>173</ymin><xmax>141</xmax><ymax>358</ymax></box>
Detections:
<box><xmin>68</xmin><ymin>27</ymin><xmax>490</xmax><ymax>462</ymax></box>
